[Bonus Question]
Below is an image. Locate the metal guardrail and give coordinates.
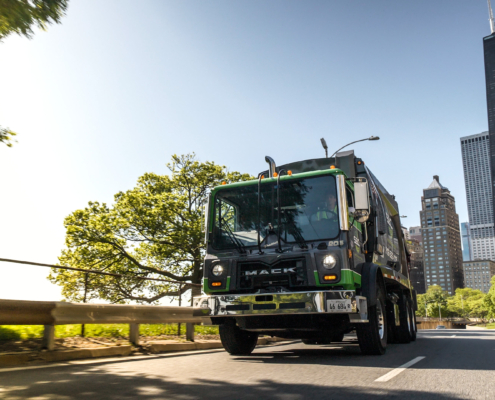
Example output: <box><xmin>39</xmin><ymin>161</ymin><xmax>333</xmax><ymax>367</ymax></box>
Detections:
<box><xmin>0</xmin><ymin>299</ymin><xmax>211</xmax><ymax>350</ymax></box>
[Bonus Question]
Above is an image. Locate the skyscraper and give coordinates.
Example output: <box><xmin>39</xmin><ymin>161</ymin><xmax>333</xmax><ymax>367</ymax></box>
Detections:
<box><xmin>419</xmin><ymin>176</ymin><xmax>464</xmax><ymax>294</ymax></box>
<box><xmin>460</xmin><ymin>132</ymin><xmax>495</xmax><ymax>260</ymax></box>
<box><xmin>461</xmin><ymin>222</ymin><xmax>473</xmax><ymax>262</ymax></box>
<box><xmin>484</xmin><ymin>2</ymin><xmax>495</xmax><ymax>223</ymax></box>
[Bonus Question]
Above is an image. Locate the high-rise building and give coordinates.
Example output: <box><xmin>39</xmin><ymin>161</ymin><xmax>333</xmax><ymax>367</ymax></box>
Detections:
<box><xmin>463</xmin><ymin>259</ymin><xmax>495</xmax><ymax>293</ymax></box>
<box><xmin>409</xmin><ymin>226</ymin><xmax>422</xmax><ymax>244</ymax></box>
<box><xmin>461</xmin><ymin>222</ymin><xmax>473</xmax><ymax>262</ymax></box>
<box><xmin>406</xmin><ymin>238</ymin><xmax>426</xmax><ymax>294</ymax></box>
<box><xmin>460</xmin><ymin>132</ymin><xmax>495</xmax><ymax>260</ymax></box>
<box><xmin>419</xmin><ymin>176</ymin><xmax>464</xmax><ymax>294</ymax></box>
<box><xmin>483</xmin><ymin>3</ymin><xmax>495</xmax><ymax>225</ymax></box>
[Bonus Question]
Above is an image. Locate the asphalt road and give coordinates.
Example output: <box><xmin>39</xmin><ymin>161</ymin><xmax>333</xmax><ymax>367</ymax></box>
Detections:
<box><xmin>0</xmin><ymin>329</ymin><xmax>494</xmax><ymax>400</ymax></box>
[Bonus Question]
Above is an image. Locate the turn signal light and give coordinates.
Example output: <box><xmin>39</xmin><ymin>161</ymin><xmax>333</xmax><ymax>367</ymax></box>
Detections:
<box><xmin>221</xmin><ymin>181</ymin><xmax>226</xmax><ymax>185</ymax></box>
<box><xmin>323</xmin><ymin>275</ymin><xmax>337</xmax><ymax>281</ymax></box>
<box><xmin>212</xmin><ymin>282</ymin><xmax>222</xmax><ymax>287</ymax></box>
<box><xmin>273</xmin><ymin>172</ymin><xmax>278</xmax><ymax>177</ymax></box>
<box><xmin>348</xmin><ymin>249</ymin><xmax>352</xmax><ymax>258</ymax></box>
<box><xmin>288</xmin><ymin>170</ymin><xmax>292</xmax><ymax>176</ymax></box>
<box><xmin>261</xmin><ymin>175</ymin><xmax>265</xmax><ymax>179</ymax></box>
<box><xmin>330</xmin><ymin>165</ymin><xmax>336</xmax><ymax>169</ymax></box>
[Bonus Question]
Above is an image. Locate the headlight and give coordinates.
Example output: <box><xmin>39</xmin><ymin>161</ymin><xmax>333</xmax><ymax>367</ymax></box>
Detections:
<box><xmin>322</xmin><ymin>254</ymin><xmax>337</xmax><ymax>269</ymax></box>
<box><xmin>212</xmin><ymin>264</ymin><xmax>224</xmax><ymax>276</ymax></box>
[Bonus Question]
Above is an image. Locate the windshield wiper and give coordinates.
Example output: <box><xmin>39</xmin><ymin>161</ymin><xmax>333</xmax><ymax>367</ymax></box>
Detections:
<box><xmin>285</xmin><ymin>217</ymin><xmax>308</xmax><ymax>249</ymax></box>
<box><xmin>221</xmin><ymin>220</ymin><xmax>247</xmax><ymax>254</ymax></box>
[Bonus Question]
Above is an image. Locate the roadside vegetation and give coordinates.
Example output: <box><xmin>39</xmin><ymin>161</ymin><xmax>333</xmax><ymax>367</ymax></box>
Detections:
<box><xmin>0</xmin><ymin>324</ymin><xmax>219</xmax><ymax>341</ymax></box>
<box><xmin>416</xmin><ymin>278</ymin><xmax>495</xmax><ymax>323</ymax></box>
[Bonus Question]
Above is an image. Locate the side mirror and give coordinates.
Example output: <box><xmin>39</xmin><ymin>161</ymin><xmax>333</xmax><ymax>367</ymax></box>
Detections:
<box><xmin>354</xmin><ymin>178</ymin><xmax>370</xmax><ymax>223</ymax></box>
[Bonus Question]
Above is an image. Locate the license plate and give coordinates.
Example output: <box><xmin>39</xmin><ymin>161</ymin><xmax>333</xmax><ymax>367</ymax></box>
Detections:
<box><xmin>327</xmin><ymin>299</ymin><xmax>352</xmax><ymax>313</ymax></box>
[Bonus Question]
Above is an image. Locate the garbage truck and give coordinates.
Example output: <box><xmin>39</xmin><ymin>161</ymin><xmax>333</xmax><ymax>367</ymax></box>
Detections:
<box><xmin>194</xmin><ymin>150</ymin><xmax>417</xmax><ymax>355</ymax></box>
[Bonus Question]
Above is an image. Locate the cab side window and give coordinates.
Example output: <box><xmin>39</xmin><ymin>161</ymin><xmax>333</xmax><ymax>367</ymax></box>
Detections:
<box><xmin>346</xmin><ymin>187</ymin><xmax>354</xmax><ymax>208</ymax></box>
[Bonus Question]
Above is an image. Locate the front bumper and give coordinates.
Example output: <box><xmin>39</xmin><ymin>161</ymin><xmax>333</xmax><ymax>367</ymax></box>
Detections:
<box><xmin>193</xmin><ymin>290</ymin><xmax>368</xmax><ymax>322</ymax></box>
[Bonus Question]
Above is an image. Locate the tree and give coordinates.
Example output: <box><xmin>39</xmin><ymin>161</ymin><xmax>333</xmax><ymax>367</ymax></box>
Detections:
<box><xmin>416</xmin><ymin>285</ymin><xmax>450</xmax><ymax>318</ymax></box>
<box><xmin>0</xmin><ymin>0</ymin><xmax>68</xmax><ymax>41</ymax></box>
<box><xmin>48</xmin><ymin>154</ymin><xmax>252</xmax><ymax>304</ymax></box>
<box><xmin>483</xmin><ymin>276</ymin><xmax>495</xmax><ymax>320</ymax></box>
<box><xmin>0</xmin><ymin>126</ymin><xmax>17</xmax><ymax>147</ymax></box>
<box><xmin>447</xmin><ymin>288</ymin><xmax>485</xmax><ymax>319</ymax></box>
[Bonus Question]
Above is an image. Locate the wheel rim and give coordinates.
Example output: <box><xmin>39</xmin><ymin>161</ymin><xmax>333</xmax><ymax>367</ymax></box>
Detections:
<box><xmin>377</xmin><ymin>299</ymin><xmax>385</xmax><ymax>340</ymax></box>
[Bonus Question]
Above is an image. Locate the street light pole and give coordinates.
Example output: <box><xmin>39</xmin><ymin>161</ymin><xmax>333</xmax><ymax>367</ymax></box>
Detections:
<box><xmin>328</xmin><ymin>136</ymin><xmax>380</xmax><ymax>160</ymax></box>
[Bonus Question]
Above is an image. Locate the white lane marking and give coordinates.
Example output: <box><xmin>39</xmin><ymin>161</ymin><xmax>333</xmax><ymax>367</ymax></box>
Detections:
<box><xmin>375</xmin><ymin>356</ymin><xmax>426</xmax><ymax>382</ymax></box>
<box><xmin>451</xmin><ymin>335</ymin><xmax>456</xmax><ymax>337</ymax></box>
<box><xmin>0</xmin><ymin>348</ymin><xmax>225</xmax><ymax>373</ymax></box>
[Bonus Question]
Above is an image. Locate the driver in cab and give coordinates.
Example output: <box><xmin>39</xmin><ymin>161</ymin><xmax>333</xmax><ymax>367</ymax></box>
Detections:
<box><xmin>311</xmin><ymin>193</ymin><xmax>338</xmax><ymax>222</ymax></box>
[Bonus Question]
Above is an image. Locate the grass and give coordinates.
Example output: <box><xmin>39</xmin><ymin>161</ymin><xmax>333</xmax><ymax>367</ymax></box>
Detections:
<box><xmin>0</xmin><ymin>324</ymin><xmax>219</xmax><ymax>341</ymax></box>
<box><xmin>480</xmin><ymin>323</ymin><xmax>495</xmax><ymax>329</ymax></box>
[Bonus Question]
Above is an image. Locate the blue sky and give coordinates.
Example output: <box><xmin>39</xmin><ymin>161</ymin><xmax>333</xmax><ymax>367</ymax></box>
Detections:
<box><xmin>0</xmin><ymin>0</ymin><xmax>491</xmax><ymax>301</ymax></box>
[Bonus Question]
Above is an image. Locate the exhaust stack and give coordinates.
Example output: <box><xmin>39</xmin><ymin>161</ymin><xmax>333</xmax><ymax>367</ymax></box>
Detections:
<box><xmin>265</xmin><ymin>156</ymin><xmax>276</xmax><ymax>178</ymax></box>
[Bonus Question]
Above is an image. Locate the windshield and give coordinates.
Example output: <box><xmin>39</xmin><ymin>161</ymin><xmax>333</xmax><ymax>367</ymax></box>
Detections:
<box><xmin>211</xmin><ymin>174</ymin><xmax>339</xmax><ymax>250</ymax></box>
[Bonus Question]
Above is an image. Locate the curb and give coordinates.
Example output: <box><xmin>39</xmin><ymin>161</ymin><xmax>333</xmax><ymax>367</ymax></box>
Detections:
<box><xmin>0</xmin><ymin>337</ymin><xmax>289</xmax><ymax>368</ymax></box>
<box><xmin>148</xmin><ymin>341</ymin><xmax>223</xmax><ymax>354</ymax></box>
<box><xmin>0</xmin><ymin>346</ymin><xmax>132</xmax><ymax>367</ymax></box>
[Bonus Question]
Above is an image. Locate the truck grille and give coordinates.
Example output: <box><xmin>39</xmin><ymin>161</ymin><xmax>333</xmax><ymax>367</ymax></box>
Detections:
<box><xmin>238</xmin><ymin>258</ymin><xmax>307</xmax><ymax>291</ymax></box>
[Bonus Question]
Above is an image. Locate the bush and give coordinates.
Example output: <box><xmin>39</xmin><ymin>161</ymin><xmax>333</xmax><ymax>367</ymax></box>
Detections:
<box><xmin>0</xmin><ymin>323</ymin><xmax>219</xmax><ymax>340</ymax></box>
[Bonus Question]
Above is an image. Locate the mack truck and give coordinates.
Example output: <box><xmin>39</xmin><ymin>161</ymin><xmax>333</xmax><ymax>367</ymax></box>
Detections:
<box><xmin>194</xmin><ymin>150</ymin><xmax>417</xmax><ymax>356</ymax></box>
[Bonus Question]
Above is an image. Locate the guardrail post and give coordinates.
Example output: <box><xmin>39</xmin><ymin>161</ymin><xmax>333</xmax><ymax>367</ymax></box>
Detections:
<box><xmin>43</xmin><ymin>325</ymin><xmax>55</xmax><ymax>350</ymax></box>
<box><xmin>186</xmin><ymin>323</ymin><xmax>194</xmax><ymax>342</ymax></box>
<box><xmin>129</xmin><ymin>323</ymin><xmax>140</xmax><ymax>345</ymax></box>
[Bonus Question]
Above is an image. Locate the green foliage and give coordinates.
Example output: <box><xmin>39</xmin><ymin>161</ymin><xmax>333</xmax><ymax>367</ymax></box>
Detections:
<box><xmin>416</xmin><ymin>285</ymin><xmax>450</xmax><ymax>318</ymax></box>
<box><xmin>49</xmin><ymin>154</ymin><xmax>252</xmax><ymax>304</ymax></box>
<box><xmin>483</xmin><ymin>276</ymin><xmax>495</xmax><ymax>319</ymax></box>
<box><xmin>448</xmin><ymin>287</ymin><xmax>486</xmax><ymax>319</ymax></box>
<box><xmin>0</xmin><ymin>324</ymin><xmax>219</xmax><ymax>340</ymax></box>
<box><xmin>0</xmin><ymin>126</ymin><xmax>17</xmax><ymax>147</ymax></box>
<box><xmin>416</xmin><ymin>279</ymin><xmax>495</xmax><ymax>321</ymax></box>
<box><xmin>0</xmin><ymin>0</ymin><xmax>68</xmax><ymax>41</ymax></box>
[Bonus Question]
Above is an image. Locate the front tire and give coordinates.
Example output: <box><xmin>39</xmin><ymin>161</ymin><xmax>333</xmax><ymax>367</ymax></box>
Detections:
<box><xmin>356</xmin><ymin>284</ymin><xmax>387</xmax><ymax>355</ymax></box>
<box><xmin>219</xmin><ymin>320</ymin><xmax>259</xmax><ymax>355</ymax></box>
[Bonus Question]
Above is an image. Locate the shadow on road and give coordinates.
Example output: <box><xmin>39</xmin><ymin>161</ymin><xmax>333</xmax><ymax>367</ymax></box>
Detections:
<box><xmin>0</xmin><ymin>367</ymin><xmax>464</xmax><ymax>400</ymax></box>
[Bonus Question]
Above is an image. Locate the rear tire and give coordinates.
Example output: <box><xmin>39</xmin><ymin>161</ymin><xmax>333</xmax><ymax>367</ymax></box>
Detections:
<box><xmin>356</xmin><ymin>284</ymin><xmax>387</xmax><ymax>355</ymax></box>
<box><xmin>396</xmin><ymin>294</ymin><xmax>412</xmax><ymax>343</ymax></box>
<box><xmin>219</xmin><ymin>320</ymin><xmax>259</xmax><ymax>355</ymax></box>
<box><xmin>408</xmin><ymin>298</ymin><xmax>417</xmax><ymax>341</ymax></box>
